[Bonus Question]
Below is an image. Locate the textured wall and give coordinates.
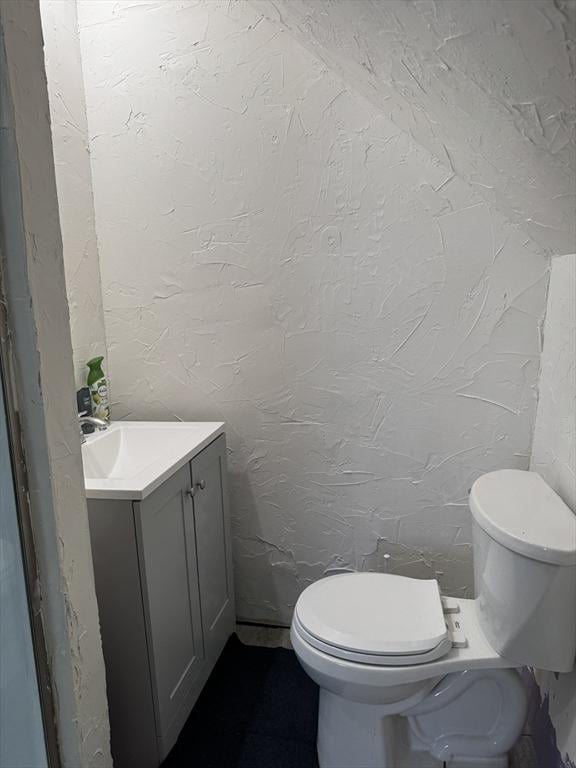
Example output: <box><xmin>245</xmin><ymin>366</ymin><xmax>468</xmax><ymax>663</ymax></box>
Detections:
<box><xmin>253</xmin><ymin>0</ymin><xmax>576</xmax><ymax>257</ymax></box>
<box><xmin>40</xmin><ymin>0</ymin><xmax>108</xmax><ymax>390</ymax></box>
<box><xmin>530</xmin><ymin>253</ymin><xmax>576</xmax><ymax>768</ymax></box>
<box><xmin>0</xmin><ymin>1</ymin><xmax>111</xmax><ymax>764</ymax></box>
<box><xmin>531</xmin><ymin>254</ymin><xmax>576</xmax><ymax>510</ymax></box>
<box><xmin>79</xmin><ymin>0</ymin><xmax>548</xmax><ymax>624</ymax></box>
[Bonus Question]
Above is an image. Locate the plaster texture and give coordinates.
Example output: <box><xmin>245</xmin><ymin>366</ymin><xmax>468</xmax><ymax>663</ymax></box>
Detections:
<box><xmin>0</xmin><ymin>1</ymin><xmax>111</xmax><ymax>764</ymax></box>
<box><xmin>78</xmin><ymin>0</ymin><xmax>548</xmax><ymax>624</ymax></box>
<box><xmin>253</xmin><ymin>0</ymin><xmax>576</xmax><ymax>256</ymax></box>
<box><xmin>531</xmin><ymin>254</ymin><xmax>576</xmax><ymax>512</ymax></box>
<box><xmin>530</xmin><ymin>253</ymin><xmax>576</xmax><ymax>768</ymax></box>
<box><xmin>41</xmin><ymin>0</ymin><xmax>108</xmax><ymax>390</ymax></box>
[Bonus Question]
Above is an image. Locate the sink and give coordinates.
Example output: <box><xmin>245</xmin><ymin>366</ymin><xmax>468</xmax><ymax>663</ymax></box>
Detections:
<box><xmin>82</xmin><ymin>421</ymin><xmax>225</xmax><ymax>500</ymax></box>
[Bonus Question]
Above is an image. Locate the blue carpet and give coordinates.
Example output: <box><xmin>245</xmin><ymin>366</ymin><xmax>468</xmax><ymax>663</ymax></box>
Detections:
<box><xmin>162</xmin><ymin>634</ymin><xmax>319</xmax><ymax>768</ymax></box>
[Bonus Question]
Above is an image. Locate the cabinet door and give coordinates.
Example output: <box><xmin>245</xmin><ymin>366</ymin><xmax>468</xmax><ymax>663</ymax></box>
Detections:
<box><xmin>135</xmin><ymin>464</ymin><xmax>204</xmax><ymax>738</ymax></box>
<box><xmin>191</xmin><ymin>435</ymin><xmax>235</xmax><ymax>664</ymax></box>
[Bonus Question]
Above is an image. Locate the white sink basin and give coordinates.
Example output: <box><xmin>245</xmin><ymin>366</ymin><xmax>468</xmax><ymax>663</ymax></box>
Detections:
<box><xmin>82</xmin><ymin>421</ymin><xmax>225</xmax><ymax>500</ymax></box>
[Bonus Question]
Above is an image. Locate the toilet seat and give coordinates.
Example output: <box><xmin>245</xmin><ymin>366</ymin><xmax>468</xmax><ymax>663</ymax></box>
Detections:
<box><xmin>294</xmin><ymin>573</ymin><xmax>452</xmax><ymax>666</ymax></box>
<box><xmin>291</xmin><ymin>597</ymin><xmax>516</xmax><ymax>688</ymax></box>
<box><xmin>293</xmin><ymin>612</ymin><xmax>452</xmax><ymax>665</ymax></box>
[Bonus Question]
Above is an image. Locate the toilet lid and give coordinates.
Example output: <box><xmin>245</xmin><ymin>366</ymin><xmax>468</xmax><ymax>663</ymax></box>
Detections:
<box><xmin>295</xmin><ymin>573</ymin><xmax>448</xmax><ymax>657</ymax></box>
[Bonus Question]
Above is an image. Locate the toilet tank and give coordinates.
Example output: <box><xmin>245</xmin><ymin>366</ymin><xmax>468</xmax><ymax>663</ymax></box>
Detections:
<box><xmin>470</xmin><ymin>470</ymin><xmax>576</xmax><ymax>673</ymax></box>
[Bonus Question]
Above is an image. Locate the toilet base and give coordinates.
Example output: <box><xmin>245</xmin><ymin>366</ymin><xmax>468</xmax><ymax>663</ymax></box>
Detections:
<box><xmin>317</xmin><ymin>690</ymin><xmax>509</xmax><ymax>767</ymax></box>
<box><xmin>317</xmin><ymin>690</ymin><xmax>510</xmax><ymax>768</ymax></box>
<box><xmin>317</xmin><ymin>689</ymin><xmax>443</xmax><ymax>767</ymax></box>
<box><xmin>317</xmin><ymin>668</ymin><xmax>527</xmax><ymax>768</ymax></box>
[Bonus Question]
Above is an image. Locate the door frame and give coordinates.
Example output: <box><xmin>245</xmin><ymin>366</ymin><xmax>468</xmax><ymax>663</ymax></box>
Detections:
<box><xmin>0</xmin><ymin>275</ymin><xmax>61</xmax><ymax>768</ymax></box>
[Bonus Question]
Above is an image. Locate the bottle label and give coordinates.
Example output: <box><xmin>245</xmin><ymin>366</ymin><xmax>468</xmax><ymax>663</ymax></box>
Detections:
<box><xmin>90</xmin><ymin>378</ymin><xmax>110</xmax><ymax>420</ymax></box>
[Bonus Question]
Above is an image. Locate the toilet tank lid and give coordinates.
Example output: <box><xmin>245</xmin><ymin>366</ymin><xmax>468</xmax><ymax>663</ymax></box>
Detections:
<box><xmin>470</xmin><ymin>470</ymin><xmax>576</xmax><ymax>566</ymax></box>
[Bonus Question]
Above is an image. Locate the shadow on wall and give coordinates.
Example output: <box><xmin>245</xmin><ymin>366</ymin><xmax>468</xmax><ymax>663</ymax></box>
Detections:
<box><xmin>360</xmin><ymin>525</ymin><xmax>473</xmax><ymax>593</ymax></box>
<box><xmin>230</xmin><ymin>467</ymin><xmax>358</xmax><ymax>624</ymax></box>
<box><xmin>231</xmin><ymin>461</ymin><xmax>474</xmax><ymax>625</ymax></box>
<box><xmin>230</xmin><ymin>468</ymin><xmax>299</xmax><ymax>625</ymax></box>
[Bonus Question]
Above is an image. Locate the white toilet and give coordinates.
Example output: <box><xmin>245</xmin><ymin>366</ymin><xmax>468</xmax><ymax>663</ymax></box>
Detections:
<box><xmin>291</xmin><ymin>470</ymin><xmax>576</xmax><ymax>768</ymax></box>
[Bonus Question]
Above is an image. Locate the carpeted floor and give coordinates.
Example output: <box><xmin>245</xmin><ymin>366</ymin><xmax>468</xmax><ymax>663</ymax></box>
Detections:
<box><xmin>163</xmin><ymin>629</ymin><xmax>538</xmax><ymax>768</ymax></box>
<box><xmin>162</xmin><ymin>634</ymin><xmax>319</xmax><ymax>768</ymax></box>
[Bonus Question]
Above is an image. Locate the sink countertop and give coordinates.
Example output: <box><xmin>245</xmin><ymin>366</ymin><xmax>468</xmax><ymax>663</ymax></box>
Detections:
<box><xmin>82</xmin><ymin>421</ymin><xmax>225</xmax><ymax>500</ymax></box>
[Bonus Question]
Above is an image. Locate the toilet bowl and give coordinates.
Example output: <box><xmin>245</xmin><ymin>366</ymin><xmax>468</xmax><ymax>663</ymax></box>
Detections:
<box><xmin>291</xmin><ymin>470</ymin><xmax>576</xmax><ymax>768</ymax></box>
<box><xmin>292</xmin><ymin>579</ymin><xmax>527</xmax><ymax>768</ymax></box>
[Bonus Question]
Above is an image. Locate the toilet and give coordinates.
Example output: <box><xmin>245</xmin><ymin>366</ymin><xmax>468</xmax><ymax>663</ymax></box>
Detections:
<box><xmin>291</xmin><ymin>470</ymin><xmax>576</xmax><ymax>768</ymax></box>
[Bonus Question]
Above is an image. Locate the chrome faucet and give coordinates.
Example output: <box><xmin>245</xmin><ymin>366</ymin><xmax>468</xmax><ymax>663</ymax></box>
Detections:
<box><xmin>79</xmin><ymin>414</ymin><xmax>109</xmax><ymax>443</ymax></box>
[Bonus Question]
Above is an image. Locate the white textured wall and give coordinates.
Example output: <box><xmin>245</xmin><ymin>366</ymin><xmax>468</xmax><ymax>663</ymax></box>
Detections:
<box><xmin>530</xmin><ymin>253</ymin><xmax>576</xmax><ymax>767</ymax></box>
<box><xmin>254</xmin><ymin>0</ymin><xmax>576</xmax><ymax>257</ymax></box>
<box><xmin>0</xmin><ymin>1</ymin><xmax>111</xmax><ymax>764</ymax></box>
<box><xmin>79</xmin><ymin>0</ymin><xmax>548</xmax><ymax>624</ymax></box>
<box><xmin>40</xmin><ymin>0</ymin><xmax>107</xmax><ymax>390</ymax></box>
<box><xmin>531</xmin><ymin>254</ymin><xmax>576</xmax><ymax>511</ymax></box>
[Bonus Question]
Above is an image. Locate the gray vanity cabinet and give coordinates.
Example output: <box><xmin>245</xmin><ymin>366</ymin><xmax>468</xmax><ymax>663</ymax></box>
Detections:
<box><xmin>191</xmin><ymin>440</ymin><xmax>235</xmax><ymax>666</ymax></box>
<box><xmin>87</xmin><ymin>434</ymin><xmax>234</xmax><ymax>768</ymax></box>
<box><xmin>134</xmin><ymin>463</ymin><xmax>205</xmax><ymax>742</ymax></box>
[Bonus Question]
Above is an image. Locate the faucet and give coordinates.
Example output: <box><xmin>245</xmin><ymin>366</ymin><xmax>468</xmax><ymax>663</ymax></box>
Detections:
<box><xmin>79</xmin><ymin>414</ymin><xmax>109</xmax><ymax>443</ymax></box>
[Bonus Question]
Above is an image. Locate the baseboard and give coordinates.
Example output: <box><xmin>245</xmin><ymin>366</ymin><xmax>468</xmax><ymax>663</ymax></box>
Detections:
<box><xmin>236</xmin><ymin>618</ymin><xmax>291</xmax><ymax>630</ymax></box>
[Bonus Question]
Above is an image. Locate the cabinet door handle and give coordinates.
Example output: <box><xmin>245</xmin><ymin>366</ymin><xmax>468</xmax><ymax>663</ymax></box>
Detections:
<box><xmin>196</xmin><ymin>480</ymin><xmax>206</xmax><ymax>491</ymax></box>
<box><xmin>187</xmin><ymin>487</ymin><xmax>196</xmax><ymax>498</ymax></box>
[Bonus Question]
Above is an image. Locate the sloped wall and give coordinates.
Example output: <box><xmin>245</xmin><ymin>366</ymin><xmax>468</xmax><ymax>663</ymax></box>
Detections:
<box><xmin>40</xmin><ymin>0</ymin><xmax>108</xmax><ymax>390</ymax></box>
<box><xmin>0</xmin><ymin>1</ymin><xmax>111</xmax><ymax>762</ymax></box>
<box><xmin>78</xmin><ymin>0</ymin><xmax>548</xmax><ymax>623</ymax></box>
<box><xmin>253</xmin><ymin>0</ymin><xmax>576</xmax><ymax>256</ymax></box>
<box><xmin>530</xmin><ymin>253</ymin><xmax>576</xmax><ymax>768</ymax></box>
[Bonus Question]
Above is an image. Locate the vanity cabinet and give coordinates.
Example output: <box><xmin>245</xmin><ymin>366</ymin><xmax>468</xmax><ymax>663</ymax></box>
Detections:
<box><xmin>87</xmin><ymin>433</ymin><xmax>234</xmax><ymax>768</ymax></box>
